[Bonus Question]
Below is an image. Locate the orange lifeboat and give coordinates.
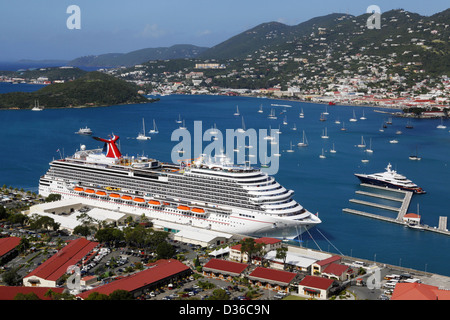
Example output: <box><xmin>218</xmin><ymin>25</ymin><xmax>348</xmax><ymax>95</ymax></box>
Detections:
<box><xmin>85</xmin><ymin>189</ymin><xmax>95</xmax><ymax>194</ymax></box>
<box><xmin>96</xmin><ymin>191</ymin><xmax>107</xmax><ymax>196</ymax></box>
<box><xmin>191</xmin><ymin>207</ymin><xmax>205</xmax><ymax>214</ymax></box>
<box><xmin>148</xmin><ymin>200</ymin><xmax>161</xmax><ymax>205</ymax></box>
<box><xmin>109</xmin><ymin>193</ymin><xmax>120</xmax><ymax>198</ymax></box>
<box><xmin>133</xmin><ymin>197</ymin><xmax>145</xmax><ymax>203</ymax></box>
<box><xmin>177</xmin><ymin>205</ymin><xmax>190</xmax><ymax>211</ymax></box>
<box><xmin>74</xmin><ymin>187</ymin><xmax>84</xmax><ymax>192</ymax></box>
<box><xmin>121</xmin><ymin>195</ymin><xmax>132</xmax><ymax>201</ymax></box>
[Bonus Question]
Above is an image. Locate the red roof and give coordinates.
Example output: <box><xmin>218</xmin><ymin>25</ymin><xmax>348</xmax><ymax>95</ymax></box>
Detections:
<box><xmin>299</xmin><ymin>275</ymin><xmax>334</xmax><ymax>290</ymax></box>
<box><xmin>0</xmin><ymin>286</ymin><xmax>64</xmax><ymax>300</ymax></box>
<box><xmin>248</xmin><ymin>267</ymin><xmax>296</xmax><ymax>285</ymax></box>
<box><xmin>322</xmin><ymin>263</ymin><xmax>349</xmax><ymax>277</ymax></box>
<box><xmin>315</xmin><ymin>255</ymin><xmax>341</xmax><ymax>267</ymax></box>
<box><xmin>77</xmin><ymin>259</ymin><xmax>190</xmax><ymax>299</ymax></box>
<box><xmin>24</xmin><ymin>238</ymin><xmax>99</xmax><ymax>282</ymax></box>
<box><xmin>391</xmin><ymin>283</ymin><xmax>450</xmax><ymax>300</ymax></box>
<box><xmin>203</xmin><ymin>258</ymin><xmax>248</xmax><ymax>275</ymax></box>
<box><xmin>0</xmin><ymin>237</ymin><xmax>21</xmax><ymax>257</ymax></box>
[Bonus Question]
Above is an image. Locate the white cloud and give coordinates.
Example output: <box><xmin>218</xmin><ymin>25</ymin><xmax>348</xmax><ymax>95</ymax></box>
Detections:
<box><xmin>138</xmin><ymin>23</ymin><xmax>167</xmax><ymax>38</ymax></box>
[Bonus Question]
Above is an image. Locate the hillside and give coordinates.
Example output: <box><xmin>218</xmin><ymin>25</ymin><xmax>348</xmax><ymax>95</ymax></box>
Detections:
<box><xmin>199</xmin><ymin>9</ymin><xmax>450</xmax><ymax>75</ymax></box>
<box><xmin>0</xmin><ymin>71</ymin><xmax>149</xmax><ymax>109</ymax></box>
<box><xmin>68</xmin><ymin>44</ymin><xmax>209</xmax><ymax>67</ymax></box>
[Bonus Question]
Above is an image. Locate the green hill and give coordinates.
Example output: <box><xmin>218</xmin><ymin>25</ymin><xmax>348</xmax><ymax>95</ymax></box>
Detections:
<box><xmin>68</xmin><ymin>44</ymin><xmax>209</xmax><ymax>67</ymax></box>
<box><xmin>0</xmin><ymin>71</ymin><xmax>149</xmax><ymax>109</ymax></box>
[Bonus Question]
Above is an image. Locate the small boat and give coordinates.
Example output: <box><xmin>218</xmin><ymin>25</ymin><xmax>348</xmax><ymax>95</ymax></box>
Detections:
<box><xmin>319</xmin><ymin>113</ymin><xmax>327</xmax><ymax>122</ymax></box>
<box><xmin>361</xmin><ymin>159</ymin><xmax>369</xmax><ymax>163</ymax></box>
<box><xmin>357</xmin><ymin>136</ymin><xmax>366</xmax><ymax>148</ymax></box>
<box><xmin>360</xmin><ymin>110</ymin><xmax>366</xmax><ymax>120</ymax></box>
<box><xmin>328</xmin><ymin>102</ymin><xmax>336</xmax><ymax>106</ymax></box>
<box><xmin>409</xmin><ymin>146</ymin><xmax>421</xmax><ymax>160</ymax></box>
<box><xmin>258</xmin><ymin>105</ymin><xmax>263</xmax><ymax>113</ymax></box>
<box><xmin>268</xmin><ymin>108</ymin><xmax>277</xmax><ymax>120</ymax></box>
<box><xmin>334</xmin><ymin>118</ymin><xmax>341</xmax><ymax>124</ymax></box>
<box><xmin>340</xmin><ymin>122</ymin><xmax>347</xmax><ymax>131</ymax></box>
<box><xmin>234</xmin><ymin>105</ymin><xmax>240</xmax><ymax>116</ymax></box>
<box><xmin>330</xmin><ymin>143</ymin><xmax>337</xmax><ymax>154</ymax></box>
<box><xmin>283</xmin><ymin>115</ymin><xmax>288</xmax><ymax>125</ymax></box>
<box><xmin>319</xmin><ymin>148</ymin><xmax>326</xmax><ymax>159</ymax></box>
<box><xmin>286</xmin><ymin>141</ymin><xmax>294</xmax><ymax>153</ymax></box>
<box><xmin>349</xmin><ymin>110</ymin><xmax>357</xmax><ymax>122</ymax></box>
<box><xmin>365</xmin><ymin>138</ymin><xmax>373</xmax><ymax>153</ymax></box>
<box><xmin>321</xmin><ymin>127</ymin><xmax>329</xmax><ymax>139</ymax></box>
<box><xmin>179</xmin><ymin>119</ymin><xmax>187</xmax><ymax>130</ymax></box>
<box><xmin>76</xmin><ymin>126</ymin><xmax>92</xmax><ymax>135</ymax></box>
<box><xmin>31</xmin><ymin>100</ymin><xmax>43</xmax><ymax>111</ymax></box>
<box><xmin>396</xmin><ymin>130</ymin><xmax>402</xmax><ymax>135</ymax></box>
<box><xmin>389</xmin><ymin>139</ymin><xmax>398</xmax><ymax>144</ymax></box>
<box><xmin>437</xmin><ymin>118</ymin><xmax>447</xmax><ymax>129</ymax></box>
<box><xmin>386</xmin><ymin>118</ymin><xmax>393</xmax><ymax>125</ymax></box>
<box><xmin>136</xmin><ymin>118</ymin><xmax>151</xmax><ymax>140</ymax></box>
<box><xmin>299</xmin><ymin>108</ymin><xmax>304</xmax><ymax>118</ymax></box>
<box><xmin>405</xmin><ymin>120</ymin><xmax>413</xmax><ymax>129</ymax></box>
<box><xmin>237</xmin><ymin>116</ymin><xmax>246</xmax><ymax>133</ymax></box>
<box><xmin>149</xmin><ymin>119</ymin><xmax>159</xmax><ymax>134</ymax></box>
<box><xmin>297</xmin><ymin>130</ymin><xmax>308</xmax><ymax>147</ymax></box>
<box><xmin>291</xmin><ymin>123</ymin><xmax>297</xmax><ymax>131</ymax></box>
<box><xmin>176</xmin><ymin>114</ymin><xmax>183</xmax><ymax>124</ymax></box>
<box><xmin>323</xmin><ymin>106</ymin><xmax>329</xmax><ymax>115</ymax></box>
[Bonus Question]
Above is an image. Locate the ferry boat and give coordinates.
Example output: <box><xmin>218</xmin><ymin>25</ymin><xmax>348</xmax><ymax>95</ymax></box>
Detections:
<box><xmin>354</xmin><ymin>163</ymin><xmax>426</xmax><ymax>194</ymax></box>
<box><xmin>75</xmin><ymin>126</ymin><xmax>92</xmax><ymax>135</ymax></box>
<box><xmin>38</xmin><ymin>134</ymin><xmax>321</xmax><ymax>239</ymax></box>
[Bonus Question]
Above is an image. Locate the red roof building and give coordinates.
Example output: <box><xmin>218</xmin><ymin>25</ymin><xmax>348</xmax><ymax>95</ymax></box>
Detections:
<box><xmin>0</xmin><ymin>286</ymin><xmax>65</xmax><ymax>300</ymax></box>
<box><xmin>298</xmin><ymin>275</ymin><xmax>335</xmax><ymax>300</ymax></box>
<box><xmin>311</xmin><ymin>255</ymin><xmax>342</xmax><ymax>275</ymax></box>
<box><xmin>229</xmin><ymin>237</ymin><xmax>282</xmax><ymax>264</ymax></box>
<box><xmin>391</xmin><ymin>282</ymin><xmax>450</xmax><ymax>300</ymax></box>
<box><xmin>202</xmin><ymin>258</ymin><xmax>249</xmax><ymax>281</ymax></box>
<box><xmin>77</xmin><ymin>259</ymin><xmax>191</xmax><ymax>299</ymax></box>
<box><xmin>0</xmin><ymin>236</ymin><xmax>21</xmax><ymax>262</ymax></box>
<box><xmin>23</xmin><ymin>237</ymin><xmax>99</xmax><ymax>288</ymax></box>
<box><xmin>248</xmin><ymin>267</ymin><xmax>297</xmax><ymax>292</ymax></box>
<box><xmin>321</xmin><ymin>263</ymin><xmax>352</xmax><ymax>281</ymax></box>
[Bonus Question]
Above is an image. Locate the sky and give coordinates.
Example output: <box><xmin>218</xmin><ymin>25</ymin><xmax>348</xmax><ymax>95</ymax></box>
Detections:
<box><xmin>0</xmin><ymin>0</ymin><xmax>448</xmax><ymax>61</ymax></box>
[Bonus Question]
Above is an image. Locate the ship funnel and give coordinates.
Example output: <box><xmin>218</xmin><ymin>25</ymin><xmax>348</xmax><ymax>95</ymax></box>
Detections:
<box><xmin>93</xmin><ymin>134</ymin><xmax>122</xmax><ymax>159</ymax></box>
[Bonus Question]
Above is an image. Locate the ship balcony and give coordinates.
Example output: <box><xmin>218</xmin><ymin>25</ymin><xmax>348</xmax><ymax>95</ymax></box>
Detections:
<box><xmin>247</xmin><ymin>186</ymin><xmax>285</xmax><ymax>196</ymax></box>
<box><xmin>242</xmin><ymin>182</ymin><xmax>280</xmax><ymax>191</ymax></box>
<box><xmin>249</xmin><ymin>189</ymin><xmax>294</xmax><ymax>202</ymax></box>
<box><xmin>261</xmin><ymin>199</ymin><xmax>300</xmax><ymax>210</ymax></box>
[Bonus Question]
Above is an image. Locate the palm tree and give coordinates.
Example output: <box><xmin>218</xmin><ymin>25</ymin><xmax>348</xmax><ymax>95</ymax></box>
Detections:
<box><xmin>275</xmin><ymin>247</ymin><xmax>288</xmax><ymax>270</ymax></box>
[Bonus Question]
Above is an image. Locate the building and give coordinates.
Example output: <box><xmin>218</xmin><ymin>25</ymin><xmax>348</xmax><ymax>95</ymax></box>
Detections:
<box><xmin>321</xmin><ymin>263</ymin><xmax>352</xmax><ymax>281</ymax></box>
<box><xmin>202</xmin><ymin>258</ymin><xmax>249</xmax><ymax>281</ymax></box>
<box><xmin>403</xmin><ymin>213</ymin><xmax>421</xmax><ymax>226</ymax></box>
<box><xmin>310</xmin><ymin>255</ymin><xmax>342</xmax><ymax>275</ymax></box>
<box><xmin>0</xmin><ymin>286</ymin><xmax>65</xmax><ymax>300</ymax></box>
<box><xmin>23</xmin><ymin>238</ymin><xmax>99</xmax><ymax>287</ymax></box>
<box><xmin>391</xmin><ymin>282</ymin><xmax>450</xmax><ymax>300</ymax></box>
<box><xmin>298</xmin><ymin>275</ymin><xmax>335</xmax><ymax>300</ymax></box>
<box><xmin>248</xmin><ymin>267</ymin><xmax>297</xmax><ymax>293</ymax></box>
<box><xmin>0</xmin><ymin>236</ymin><xmax>21</xmax><ymax>264</ymax></box>
<box><xmin>229</xmin><ymin>237</ymin><xmax>282</xmax><ymax>263</ymax></box>
<box><xmin>77</xmin><ymin>259</ymin><xmax>191</xmax><ymax>299</ymax></box>
<box><xmin>263</xmin><ymin>250</ymin><xmax>319</xmax><ymax>272</ymax></box>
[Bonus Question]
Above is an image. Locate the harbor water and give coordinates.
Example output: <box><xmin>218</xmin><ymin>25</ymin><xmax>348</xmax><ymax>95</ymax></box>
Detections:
<box><xmin>0</xmin><ymin>83</ymin><xmax>449</xmax><ymax>276</ymax></box>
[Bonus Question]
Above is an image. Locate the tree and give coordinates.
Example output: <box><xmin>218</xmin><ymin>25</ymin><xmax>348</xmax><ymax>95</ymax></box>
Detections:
<box><xmin>155</xmin><ymin>241</ymin><xmax>175</xmax><ymax>259</ymax></box>
<box><xmin>85</xmin><ymin>292</ymin><xmax>110</xmax><ymax>300</ymax></box>
<box><xmin>0</xmin><ymin>205</ymin><xmax>8</xmax><ymax>220</ymax></box>
<box><xmin>239</xmin><ymin>238</ymin><xmax>263</xmax><ymax>263</ymax></box>
<box><xmin>45</xmin><ymin>194</ymin><xmax>61</xmax><ymax>202</ymax></box>
<box><xmin>207</xmin><ymin>289</ymin><xmax>230</xmax><ymax>300</ymax></box>
<box><xmin>14</xmin><ymin>292</ymin><xmax>41</xmax><ymax>300</ymax></box>
<box><xmin>275</xmin><ymin>246</ymin><xmax>288</xmax><ymax>270</ymax></box>
<box><xmin>108</xmin><ymin>289</ymin><xmax>133</xmax><ymax>300</ymax></box>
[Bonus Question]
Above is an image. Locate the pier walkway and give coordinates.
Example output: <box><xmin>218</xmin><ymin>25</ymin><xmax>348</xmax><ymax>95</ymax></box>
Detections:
<box><xmin>343</xmin><ymin>184</ymin><xmax>450</xmax><ymax>236</ymax></box>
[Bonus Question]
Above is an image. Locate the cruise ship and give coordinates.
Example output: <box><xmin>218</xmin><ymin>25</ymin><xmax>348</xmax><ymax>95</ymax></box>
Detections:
<box><xmin>38</xmin><ymin>134</ymin><xmax>321</xmax><ymax>239</ymax></box>
<box><xmin>354</xmin><ymin>163</ymin><xmax>426</xmax><ymax>194</ymax></box>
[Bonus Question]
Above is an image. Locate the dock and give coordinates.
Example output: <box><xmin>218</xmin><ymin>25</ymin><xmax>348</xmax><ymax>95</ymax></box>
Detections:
<box><xmin>343</xmin><ymin>184</ymin><xmax>450</xmax><ymax>236</ymax></box>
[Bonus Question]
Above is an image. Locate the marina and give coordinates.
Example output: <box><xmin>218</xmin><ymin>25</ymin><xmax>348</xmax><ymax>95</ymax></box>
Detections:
<box><xmin>0</xmin><ymin>88</ymin><xmax>449</xmax><ymax>276</ymax></box>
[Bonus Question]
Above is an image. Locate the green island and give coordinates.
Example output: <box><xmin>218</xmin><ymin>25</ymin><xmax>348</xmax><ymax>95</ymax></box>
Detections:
<box><xmin>0</xmin><ymin>71</ymin><xmax>153</xmax><ymax>109</ymax></box>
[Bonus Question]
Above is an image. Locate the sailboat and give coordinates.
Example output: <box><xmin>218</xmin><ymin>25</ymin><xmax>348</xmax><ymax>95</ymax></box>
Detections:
<box><xmin>31</xmin><ymin>100</ymin><xmax>43</xmax><ymax>111</ymax></box>
<box><xmin>365</xmin><ymin>138</ymin><xmax>373</xmax><ymax>153</ymax></box>
<box><xmin>334</xmin><ymin>118</ymin><xmax>341</xmax><ymax>124</ymax></box>
<box><xmin>261</xmin><ymin>153</ymin><xmax>269</xmax><ymax>168</ymax></box>
<box><xmin>297</xmin><ymin>130</ymin><xmax>308</xmax><ymax>147</ymax></box>
<box><xmin>405</xmin><ymin>119</ymin><xmax>413</xmax><ymax>129</ymax></box>
<box><xmin>136</xmin><ymin>118</ymin><xmax>151</xmax><ymax>140</ymax></box>
<box><xmin>237</xmin><ymin>116</ymin><xmax>246</xmax><ymax>133</ymax></box>
<box><xmin>321</xmin><ymin>127</ymin><xmax>329</xmax><ymax>139</ymax></box>
<box><xmin>319</xmin><ymin>148</ymin><xmax>326</xmax><ymax>159</ymax></box>
<box><xmin>360</xmin><ymin>110</ymin><xmax>366</xmax><ymax>120</ymax></box>
<box><xmin>234</xmin><ymin>105</ymin><xmax>240</xmax><ymax>116</ymax></box>
<box><xmin>349</xmin><ymin>110</ymin><xmax>357</xmax><ymax>122</ymax></box>
<box><xmin>176</xmin><ymin>114</ymin><xmax>183</xmax><ymax>124</ymax></box>
<box><xmin>286</xmin><ymin>141</ymin><xmax>294</xmax><ymax>153</ymax></box>
<box><xmin>299</xmin><ymin>108</ymin><xmax>304</xmax><ymax>118</ymax></box>
<box><xmin>340</xmin><ymin>122</ymin><xmax>347</xmax><ymax>131</ymax></box>
<box><xmin>291</xmin><ymin>123</ymin><xmax>297</xmax><ymax>131</ymax></box>
<box><xmin>357</xmin><ymin>136</ymin><xmax>366</xmax><ymax>148</ymax></box>
<box><xmin>437</xmin><ymin>118</ymin><xmax>447</xmax><ymax>129</ymax></box>
<box><xmin>409</xmin><ymin>146</ymin><xmax>421</xmax><ymax>160</ymax></box>
<box><xmin>148</xmin><ymin>119</ymin><xmax>159</xmax><ymax>134</ymax></box>
<box><xmin>323</xmin><ymin>106</ymin><xmax>329</xmax><ymax>115</ymax></box>
<box><xmin>258</xmin><ymin>105</ymin><xmax>263</xmax><ymax>113</ymax></box>
<box><xmin>283</xmin><ymin>115</ymin><xmax>288</xmax><ymax>125</ymax></box>
<box><xmin>330</xmin><ymin>143</ymin><xmax>337</xmax><ymax>153</ymax></box>
<box><xmin>268</xmin><ymin>108</ymin><xmax>277</xmax><ymax>119</ymax></box>
<box><xmin>210</xmin><ymin>123</ymin><xmax>219</xmax><ymax>135</ymax></box>
<box><xmin>319</xmin><ymin>113</ymin><xmax>327</xmax><ymax>121</ymax></box>
<box><xmin>179</xmin><ymin>119</ymin><xmax>187</xmax><ymax>130</ymax></box>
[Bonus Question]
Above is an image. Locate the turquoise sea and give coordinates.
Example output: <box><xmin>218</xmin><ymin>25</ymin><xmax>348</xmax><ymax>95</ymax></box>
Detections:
<box><xmin>1</xmin><ymin>82</ymin><xmax>449</xmax><ymax>276</ymax></box>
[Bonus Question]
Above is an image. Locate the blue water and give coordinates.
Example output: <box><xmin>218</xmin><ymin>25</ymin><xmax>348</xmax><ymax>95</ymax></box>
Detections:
<box><xmin>0</xmin><ymin>83</ymin><xmax>449</xmax><ymax>276</ymax></box>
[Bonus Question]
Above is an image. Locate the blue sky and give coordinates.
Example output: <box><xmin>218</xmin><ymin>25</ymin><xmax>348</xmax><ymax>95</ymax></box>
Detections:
<box><xmin>0</xmin><ymin>0</ymin><xmax>448</xmax><ymax>61</ymax></box>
